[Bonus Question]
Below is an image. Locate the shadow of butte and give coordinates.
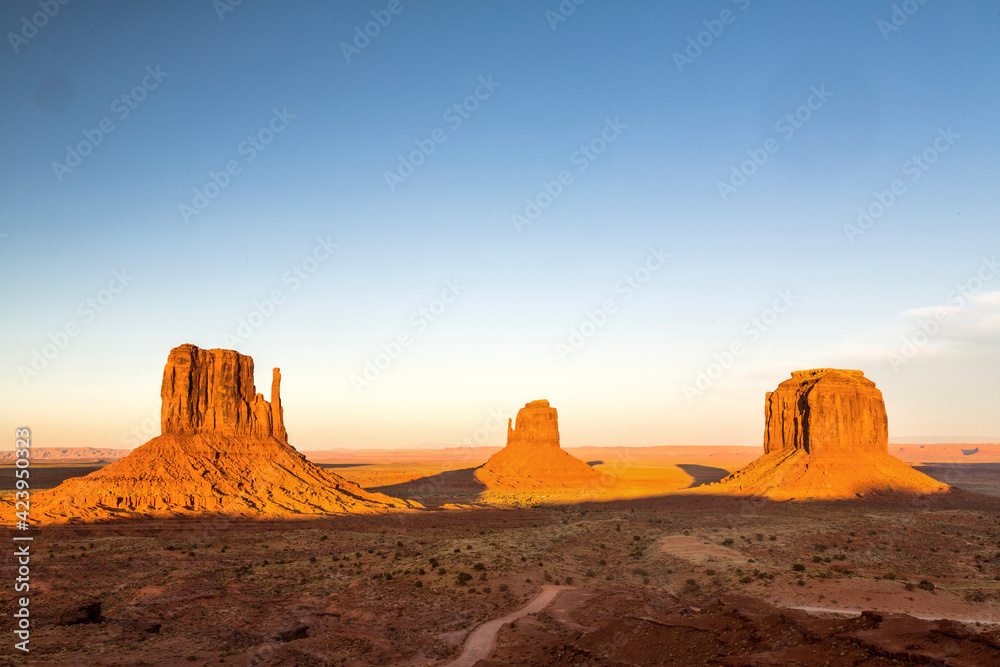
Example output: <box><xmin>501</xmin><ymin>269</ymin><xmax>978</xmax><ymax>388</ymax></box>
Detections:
<box><xmin>676</xmin><ymin>463</ymin><xmax>731</xmax><ymax>488</ymax></box>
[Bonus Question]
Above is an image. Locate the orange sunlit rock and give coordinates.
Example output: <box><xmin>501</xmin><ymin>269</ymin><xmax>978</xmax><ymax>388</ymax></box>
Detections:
<box><xmin>30</xmin><ymin>344</ymin><xmax>415</xmax><ymax>523</ymax></box>
<box><xmin>703</xmin><ymin>369</ymin><xmax>948</xmax><ymax>499</ymax></box>
<box><xmin>474</xmin><ymin>400</ymin><xmax>610</xmax><ymax>491</ymax></box>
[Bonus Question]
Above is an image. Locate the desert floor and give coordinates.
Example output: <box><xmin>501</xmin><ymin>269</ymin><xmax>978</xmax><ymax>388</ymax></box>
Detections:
<box><xmin>2</xmin><ymin>446</ymin><xmax>1000</xmax><ymax>665</ymax></box>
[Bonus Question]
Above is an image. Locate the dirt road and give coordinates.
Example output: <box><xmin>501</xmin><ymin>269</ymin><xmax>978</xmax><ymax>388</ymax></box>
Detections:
<box><xmin>442</xmin><ymin>585</ymin><xmax>571</xmax><ymax>667</ymax></box>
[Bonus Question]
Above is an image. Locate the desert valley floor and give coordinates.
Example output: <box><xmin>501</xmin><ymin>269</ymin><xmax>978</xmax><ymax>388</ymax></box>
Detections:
<box><xmin>3</xmin><ymin>444</ymin><xmax>1000</xmax><ymax>666</ymax></box>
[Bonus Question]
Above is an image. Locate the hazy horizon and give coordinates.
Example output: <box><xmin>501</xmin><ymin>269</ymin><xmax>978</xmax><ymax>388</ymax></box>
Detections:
<box><xmin>2</xmin><ymin>2</ymin><xmax>998</xmax><ymax>451</ymax></box>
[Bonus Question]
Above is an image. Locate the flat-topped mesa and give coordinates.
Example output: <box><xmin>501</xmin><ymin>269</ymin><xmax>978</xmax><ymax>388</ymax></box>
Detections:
<box><xmin>703</xmin><ymin>368</ymin><xmax>947</xmax><ymax>499</ymax></box>
<box><xmin>160</xmin><ymin>344</ymin><xmax>286</xmax><ymax>441</ymax></box>
<box><xmin>506</xmin><ymin>399</ymin><xmax>560</xmax><ymax>450</ymax></box>
<box><xmin>764</xmin><ymin>368</ymin><xmax>886</xmax><ymax>457</ymax></box>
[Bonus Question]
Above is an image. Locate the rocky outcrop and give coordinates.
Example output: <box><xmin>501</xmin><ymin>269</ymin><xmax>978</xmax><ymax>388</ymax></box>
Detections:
<box><xmin>30</xmin><ymin>344</ymin><xmax>417</xmax><ymax>523</ymax></box>
<box><xmin>474</xmin><ymin>400</ymin><xmax>610</xmax><ymax>491</ymax></box>
<box><xmin>160</xmin><ymin>344</ymin><xmax>285</xmax><ymax>441</ymax></box>
<box><xmin>704</xmin><ymin>369</ymin><xmax>948</xmax><ymax>499</ymax></box>
<box><xmin>763</xmin><ymin>369</ymin><xmax>887</xmax><ymax>457</ymax></box>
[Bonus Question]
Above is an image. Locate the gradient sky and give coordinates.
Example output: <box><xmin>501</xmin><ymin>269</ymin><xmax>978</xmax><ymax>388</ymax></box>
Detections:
<box><xmin>2</xmin><ymin>1</ymin><xmax>998</xmax><ymax>452</ymax></box>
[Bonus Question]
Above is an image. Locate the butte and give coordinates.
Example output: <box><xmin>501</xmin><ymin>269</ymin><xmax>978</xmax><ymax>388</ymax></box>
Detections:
<box><xmin>703</xmin><ymin>369</ymin><xmax>948</xmax><ymax>500</ymax></box>
<box><xmin>30</xmin><ymin>343</ymin><xmax>416</xmax><ymax>523</ymax></box>
<box><xmin>474</xmin><ymin>400</ymin><xmax>611</xmax><ymax>492</ymax></box>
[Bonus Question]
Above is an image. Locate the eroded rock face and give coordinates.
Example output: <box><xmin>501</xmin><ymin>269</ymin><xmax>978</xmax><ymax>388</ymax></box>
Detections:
<box><xmin>475</xmin><ymin>400</ymin><xmax>609</xmax><ymax>492</ymax></box>
<box><xmin>30</xmin><ymin>344</ymin><xmax>416</xmax><ymax>523</ymax></box>
<box><xmin>705</xmin><ymin>369</ymin><xmax>947</xmax><ymax>499</ymax></box>
<box><xmin>506</xmin><ymin>399</ymin><xmax>560</xmax><ymax>451</ymax></box>
<box><xmin>763</xmin><ymin>369</ymin><xmax>887</xmax><ymax>457</ymax></box>
<box><xmin>160</xmin><ymin>344</ymin><xmax>285</xmax><ymax>441</ymax></box>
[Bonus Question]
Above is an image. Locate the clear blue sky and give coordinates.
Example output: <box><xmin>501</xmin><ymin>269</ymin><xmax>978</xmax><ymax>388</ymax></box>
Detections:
<box><xmin>2</xmin><ymin>1</ymin><xmax>998</xmax><ymax>451</ymax></box>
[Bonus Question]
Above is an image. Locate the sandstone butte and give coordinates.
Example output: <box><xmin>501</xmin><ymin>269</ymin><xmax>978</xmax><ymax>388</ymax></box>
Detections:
<box><xmin>702</xmin><ymin>369</ymin><xmax>949</xmax><ymax>500</ymax></box>
<box><xmin>29</xmin><ymin>344</ymin><xmax>417</xmax><ymax>524</ymax></box>
<box><xmin>474</xmin><ymin>400</ymin><xmax>612</xmax><ymax>492</ymax></box>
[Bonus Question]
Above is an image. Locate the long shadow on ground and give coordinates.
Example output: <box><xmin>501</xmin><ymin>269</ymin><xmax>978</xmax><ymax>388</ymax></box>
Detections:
<box><xmin>372</xmin><ymin>467</ymin><xmax>488</xmax><ymax>508</ymax></box>
<box><xmin>677</xmin><ymin>464</ymin><xmax>730</xmax><ymax>488</ymax></box>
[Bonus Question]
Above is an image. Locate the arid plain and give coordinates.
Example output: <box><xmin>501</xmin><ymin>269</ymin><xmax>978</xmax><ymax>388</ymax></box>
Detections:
<box><xmin>3</xmin><ymin>346</ymin><xmax>1000</xmax><ymax>665</ymax></box>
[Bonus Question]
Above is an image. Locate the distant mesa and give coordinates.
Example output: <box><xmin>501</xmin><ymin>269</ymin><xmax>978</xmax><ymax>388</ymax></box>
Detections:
<box><xmin>704</xmin><ymin>369</ymin><xmax>948</xmax><ymax>499</ymax></box>
<box><xmin>0</xmin><ymin>447</ymin><xmax>130</xmax><ymax>462</ymax></box>
<box><xmin>30</xmin><ymin>344</ymin><xmax>417</xmax><ymax>523</ymax></box>
<box><xmin>474</xmin><ymin>400</ymin><xmax>610</xmax><ymax>491</ymax></box>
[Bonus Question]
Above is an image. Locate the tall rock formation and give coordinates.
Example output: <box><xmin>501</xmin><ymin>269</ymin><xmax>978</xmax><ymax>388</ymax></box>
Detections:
<box><xmin>30</xmin><ymin>344</ymin><xmax>416</xmax><ymax>523</ymax></box>
<box><xmin>160</xmin><ymin>344</ymin><xmax>286</xmax><ymax>441</ymax></box>
<box><xmin>704</xmin><ymin>369</ymin><xmax>947</xmax><ymax>499</ymax></box>
<box><xmin>474</xmin><ymin>400</ymin><xmax>610</xmax><ymax>492</ymax></box>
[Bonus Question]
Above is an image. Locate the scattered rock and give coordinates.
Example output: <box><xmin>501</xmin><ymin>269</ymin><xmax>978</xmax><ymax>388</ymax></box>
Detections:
<box><xmin>273</xmin><ymin>623</ymin><xmax>309</xmax><ymax>642</ymax></box>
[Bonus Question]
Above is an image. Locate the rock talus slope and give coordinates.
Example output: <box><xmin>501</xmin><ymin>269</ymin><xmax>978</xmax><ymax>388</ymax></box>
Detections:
<box><xmin>706</xmin><ymin>369</ymin><xmax>948</xmax><ymax>499</ymax></box>
<box><xmin>31</xmin><ymin>344</ymin><xmax>414</xmax><ymax>523</ymax></box>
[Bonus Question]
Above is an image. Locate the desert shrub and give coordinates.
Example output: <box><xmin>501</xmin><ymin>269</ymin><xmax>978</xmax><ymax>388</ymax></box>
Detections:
<box><xmin>722</xmin><ymin>539</ymin><xmax>734</xmax><ymax>547</ymax></box>
<box><xmin>397</xmin><ymin>541</ymin><xmax>403</xmax><ymax>547</ymax></box>
<box><xmin>473</xmin><ymin>562</ymin><xmax>485</xmax><ymax>571</ymax></box>
<box><xmin>883</xmin><ymin>572</ymin><xmax>896</xmax><ymax>580</ymax></box>
<box><xmin>755</xmin><ymin>533</ymin><xmax>764</xmax><ymax>541</ymax></box>
<box><xmin>429</xmin><ymin>557</ymin><xmax>439</xmax><ymax>568</ymax></box>
<box><xmin>520</xmin><ymin>556</ymin><xmax>527</xmax><ymax>562</ymax></box>
<box><xmin>599</xmin><ymin>559</ymin><xmax>607</xmax><ymax>566</ymax></box>
<box><xmin>565</xmin><ymin>576</ymin><xmax>574</xmax><ymax>585</ymax></box>
<box><xmin>499</xmin><ymin>583</ymin><xmax>509</xmax><ymax>592</ymax></box>
<box><xmin>904</xmin><ymin>582</ymin><xmax>915</xmax><ymax>591</ymax></box>
<box><xmin>797</xmin><ymin>579</ymin><xmax>805</xmax><ymax>586</ymax></box>
<box><xmin>769</xmin><ymin>536</ymin><xmax>777</xmax><ymax>541</ymax></box>
<box><xmin>384</xmin><ymin>572</ymin><xmax>392</xmax><ymax>581</ymax></box>
<box><xmin>479</xmin><ymin>573</ymin><xmax>487</xmax><ymax>581</ymax></box>
<box><xmin>917</xmin><ymin>580</ymin><xmax>935</xmax><ymax>592</ymax></box>
<box><xmin>706</xmin><ymin>569</ymin><xmax>716</xmax><ymax>576</ymax></box>
<box><xmin>632</xmin><ymin>568</ymin><xmax>649</xmax><ymax>577</ymax></box>
<box><xmin>456</xmin><ymin>572</ymin><xmax>472</xmax><ymax>585</ymax></box>
<box><xmin>418</xmin><ymin>568</ymin><xmax>425</xmax><ymax>575</ymax></box>
<box><xmin>414</xmin><ymin>580</ymin><xmax>423</xmax><ymax>588</ymax></box>
<box><xmin>792</xmin><ymin>564</ymin><xmax>806</xmax><ymax>572</ymax></box>
<box><xmin>633</xmin><ymin>535</ymin><xmax>641</xmax><ymax>542</ymax></box>
<box><xmin>453</xmin><ymin>548</ymin><xmax>460</xmax><ymax>553</ymax></box>
<box><xmin>438</xmin><ymin>568</ymin><xmax>446</xmax><ymax>575</ymax></box>
<box><xmin>813</xmin><ymin>556</ymin><xmax>823</xmax><ymax>563</ymax></box>
<box><xmin>483</xmin><ymin>586</ymin><xmax>492</xmax><ymax>593</ymax></box>
<box><xmin>544</xmin><ymin>572</ymin><xmax>552</xmax><ymax>581</ymax></box>
<box><xmin>585</xmin><ymin>570</ymin><xmax>596</xmax><ymax>578</ymax></box>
